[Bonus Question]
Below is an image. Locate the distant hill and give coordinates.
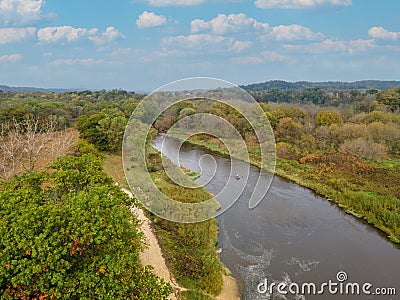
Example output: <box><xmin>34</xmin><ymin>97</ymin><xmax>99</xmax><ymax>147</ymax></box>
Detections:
<box><xmin>2</xmin><ymin>80</ymin><xmax>400</xmax><ymax>94</ymax></box>
<box><xmin>241</xmin><ymin>80</ymin><xmax>400</xmax><ymax>92</ymax></box>
<box><xmin>0</xmin><ymin>85</ymin><xmax>83</xmax><ymax>93</ymax></box>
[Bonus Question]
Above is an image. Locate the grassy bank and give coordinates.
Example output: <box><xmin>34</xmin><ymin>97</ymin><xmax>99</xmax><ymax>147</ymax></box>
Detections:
<box><xmin>175</xmin><ymin>137</ymin><xmax>400</xmax><ymax>244</ymax></box>
<box><xmin>104</xmin><ymin>151</ymin><xmax>224</xmax><ymax>299</ymax></box>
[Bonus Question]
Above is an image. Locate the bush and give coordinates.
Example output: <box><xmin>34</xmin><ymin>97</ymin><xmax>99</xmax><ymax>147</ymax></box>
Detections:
<box><xmin>339</xmin><ymin>138</ymin><xmax>387</xmax><ymax>161</ymax></box>
<box><xmin>0</xmin><ymin>154</ymin><xmax>172</xmax><ymax>299</ymax></box>
<box><xmin>276</xmin><ymin>142</ymin><xmax>301</xmax><ymax>160</ymax></box>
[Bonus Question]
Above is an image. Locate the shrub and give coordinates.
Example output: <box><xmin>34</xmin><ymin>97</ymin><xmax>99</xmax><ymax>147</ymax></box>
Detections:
<box><xmin>276</xmin><ymin>142</ymin><xmax>301</xmax><ymax>160</ymax></box>
<box><xmin>0</xmin><ymin>154</ymin><xmax>172</xmax><ymax>299</ymax></box>
<box><xmin>339</xmin><ymin>138</ymin><xmax>387</xmax><ymax>161</ymax></box>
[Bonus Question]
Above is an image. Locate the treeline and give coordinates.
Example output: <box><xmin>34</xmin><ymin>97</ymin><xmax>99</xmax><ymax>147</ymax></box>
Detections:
<box><xmin>154</xmin><ymin>96</ymin><xmax>400</xmax><ymax>160</ymax></box>
<box><xmin>250</xmin><ymin>86</ymin><xmax>400</xmax><ymax>110</ymax></box>
<box><xmin>0</xmin><ymin>89</ymin><xmax>141</xmax><ymax>127</ymax></box>
<box><xmin>0</xmin><ymin>90</ymin><xmax>143</xmax><ymax>153</ymax></box>
<box><xmin>0</xmin><ymin>85</ymin><xmax>75</xmax><ymax>93</ymax></box>
<box><xmin>242</xmin><ymin>80</ymin><xmax>400</xmax><ymax>92</ymax></box>
<box><xmin>0</xmin><ymin>142</ymin><xmax>172</xmax><ymax>299</ymax></box>
<box><xmin>251</xmin><ymin>88</ymin><xmax>373</xmax><ymax>107</ymax></box>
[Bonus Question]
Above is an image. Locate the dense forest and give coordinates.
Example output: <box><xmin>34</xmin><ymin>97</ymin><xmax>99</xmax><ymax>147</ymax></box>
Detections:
<box><xmin>0</xmin><ymin>85</ymin><xmax>79</xmax><ymax>94</ymax></box>
<box><xmin>0</xmin><ymin>83</ymin><xmax>399</xmax><ymax>299</ymax></box>
<box><xmin>242</xmin><ymin>80</ymin><xmax>400</xmax><ymax>92</ymax></box>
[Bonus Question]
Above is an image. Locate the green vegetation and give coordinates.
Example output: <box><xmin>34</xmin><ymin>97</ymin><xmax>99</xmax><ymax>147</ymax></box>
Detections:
<box><xmin>316</xmin><ymin>110</ymin><xmax>343</xmax><ymax>127</ymax></box>
<box><xmin>0</xmin><ymin>144</ymin><xmax>172</xmax><ymax>299</ymax></box>
<box><xmin>154</xmin><ymin>93</ymin><xmax>400</xmax><ymax>243</ymax></box>
<box><xmin>103</xmin><ymin>154</ymin><xmax>129</xmax><ymax>187</ymax></box>
<box><xmin>78</xmin><ymin>113</ymin><xmax>224</xmax><ymax>298</ymax></box>
<box><xmin>1</xmin><ymin>84</ymin><xmax>399</xmax><ymax>299</ymax></box>
<box><xmin>145</xmin><ymin>145</ymin><xmax>223</xmax><ymax>297</ymax></box>
<box><xmin>75</xmin><ymin>109</ymin><xmax>224</xmax><ymax>298</ymax></box>
<box><xmin>77</xmin><ymin>113</ymin><xmax>127</xmax><ymax>152</ymax></box>
<box><xmin>181</xmin><ymin>290</ymin><xmax>213</xmax><ymax>300</ymax></box>
<box><xmin>242</xmin><ymin>80</ymin><xmax>400</xmax><ymax>93</ymax></box>
<box><xmin>104</xmin><ymin>148</ymin><xmax>224</xmax><ymax>299</ymax></box>
<box><xmin>247</xmin><ymin>83</ymin><xmax>399</xmax><ymax>108</ymax></box>
<box><xmin>377</xmin><ymin>87</ymin><xmax>400</xmax><ymax>112</ymax></box>
<box><xmin>0</xmin><ymin>89</ymin><xmax>141</xmax><ymax>130</ymax></box>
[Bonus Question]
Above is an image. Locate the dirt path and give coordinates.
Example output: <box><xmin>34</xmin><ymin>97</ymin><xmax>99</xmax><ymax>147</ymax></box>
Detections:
<box><xmin>122</xmin><ymin>188</ymin><xmax>240</xmax><ymax>300</ymax></box>
<box><xmin>217</xmin><ymin>274</ymin><xmax>241</xmax><ymax>300</ymax></box>
<box><xmin>122</xmin><ymin>188</ymin><xmax>184</xmax><ymax>300</ymax></box>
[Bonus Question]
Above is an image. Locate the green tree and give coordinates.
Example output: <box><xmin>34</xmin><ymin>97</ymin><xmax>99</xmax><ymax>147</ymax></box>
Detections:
<box><xmin>179</xmin><ymin>107</ymin><xmax>196</xmax><ymax>119</ymax></box>
<box><xmin>77</xmin><ymin>114</ymin><xmax>108</xmax><ymax>150</ymax></box>
<box><xmin>0</xmin><ymin>154</ymin><xmax>172</xmax><ymax>299</ymax></box>
<box><xmin>376</xmin><ymin>87</ymin><xmax>400</xmax><ymax>112</ymax></box>
<box><xmin>97</xmin><ymin>115</ymin><xmax>127</xmax><ymax>152</ymax></box>
<box><xmin>316</xmin><ymin>110</ymin><xmax>343</xmax><ymax>127</ymax></box>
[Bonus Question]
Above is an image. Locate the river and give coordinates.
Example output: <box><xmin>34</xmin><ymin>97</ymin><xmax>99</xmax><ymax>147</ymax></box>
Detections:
<box><xmin>152</xmin><ymin>134</ymin><xmax>400</xmax><ymax>300</ymax></box>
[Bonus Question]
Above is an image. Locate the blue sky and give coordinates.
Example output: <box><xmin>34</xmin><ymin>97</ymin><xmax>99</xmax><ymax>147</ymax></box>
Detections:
<box><xmin>0</xmin><ymin>0</ymin><xmax>399</xmax><ymax>91</ymax></box>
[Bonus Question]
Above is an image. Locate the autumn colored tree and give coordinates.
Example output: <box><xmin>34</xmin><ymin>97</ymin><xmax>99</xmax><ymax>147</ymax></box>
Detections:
<box><xmin>339</xmin><ymin>138</ymin><xmax>387</xmax><ymax>161</ymax></box>
<box><xmin>315</xmin><ymin>110</ymin><xmax>343</xmax><ymax>127</ymax></box>
<box><xmin>276</xmin><ymin>117</ymin><xmax>303</xmax><ymax>144</ymax></box>
<box><xmin>376</xmin><ymin>87</ymin><xmax>400</xmax><ymax>112</ymax></box>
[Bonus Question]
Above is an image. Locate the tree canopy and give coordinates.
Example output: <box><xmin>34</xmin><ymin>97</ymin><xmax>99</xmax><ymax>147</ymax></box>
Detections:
<box><xmin>0</xmin><ymin>149</ymin><xmax>172</xmax><ymax>299</ymax></box>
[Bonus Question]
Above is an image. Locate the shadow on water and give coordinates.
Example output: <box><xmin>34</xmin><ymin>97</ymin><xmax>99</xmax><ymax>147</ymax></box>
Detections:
<box><xmin>152</xmin><ymin>135</ymin><xmax>400</xmax><ymax>300</ymax></box>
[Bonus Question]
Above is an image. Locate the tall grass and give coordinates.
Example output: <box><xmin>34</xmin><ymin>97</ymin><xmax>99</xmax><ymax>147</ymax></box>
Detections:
<box><xmin>146</xmin><ymin>146</ymin><xmax>223</xmax><ymax>298</ymax></box>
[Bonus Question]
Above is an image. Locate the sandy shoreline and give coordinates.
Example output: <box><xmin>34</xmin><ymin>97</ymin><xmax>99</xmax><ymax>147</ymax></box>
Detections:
<box><xmin>122</xmin><ymin>188</ymin><xmax>240</xmax><ymax>300</ymax></box>
<box><xmin>217</xmin><ymin>274</ymin><xmax>241</xmax><ymax>300</ymax></box>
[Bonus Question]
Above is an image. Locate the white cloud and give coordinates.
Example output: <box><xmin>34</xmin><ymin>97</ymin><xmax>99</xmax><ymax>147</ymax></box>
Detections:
<box><xmin>190</xmin><ymin>19</ymin><xmax>209</xmax><ymax>33</ymax></box>
<box><xmin>145</xmin><ymin>0</ymin><xmax>204</xmax><ymax>6</ymax></box>
<box><xmin>162</xmin><ymin>33</ymin><xmax>229</xmax><ymax>48</ymax></box>
<box><xmin>0</xmin><ymin>53</ymin><xmax>22</xmax><ymax>63</ymax></box>
<box><xmin>191</xmin><ymin>13</ymin><xmax>269</xmax><ymax>34</ymax></box>
<box><xmin>88</xmin><ymin>27</ymin><xmax>124</xmax><ymax>45</ymax></box>
<box><xmin>37</xmin><ymin>26</ymin><xmax>124</xmax><ymax>46</ymax></box>
<box><xmin>38</xmin><ymin>26</ymin><xmax>98</xmax><ymax>43</ymax></box>
<box><xmin>48</xmin><ymin>58</ymin><xmax>106</xmax><ymax>67</ymax></box>
<box><xmin>0</xmin><ymin>0</ymin><xmax>43</xmax><ymax>25</ymax></box>
<box><xmin>254</xmin><ymin>0</ymin><xmax>352</xmax><ymax>9</ymax></box>
<box><xmin>162</xmin><ymin>33</ymin><xmax>252</xmax><ymax>53</ymax></box>
<box><xmin>232</xmin><ymin>51</ymin><xmax>287</xmax><ymax>65</ymax></box>
<box><xmin>136</xmin><ymin>11</ymin><xmax>166</xmax><ymax>28</ymax></box>
<box><xmin>347</xmin><ymin>39</ymin><xmax>375</xmax><ymax>53</ymax></box>
<box><xmin>109</xmin><ymin>48</ymin><xmax>132</xmax><ymax>58</ymax></box>
<box><xmin>283</xmin><ymin>38</ymin><xmax>374</xmax><ymax>54</ymax></box>
<box><xmin>0</xmin><ymin>27</ymin><xmax>36</xmax><ymax>44</ymax></box>
<box><xmin>368</xmin><ymin>27</ymin><xmax>399</xmax><ymax>41</ymax></box>
<box><xmin>266</xmin><ymin>24</ymin><xmax>323</xmax><ymax>41</ymax></box>
<box><xmin>232</xmin><ymin>41</ymin><xmax>253</xmax><ymax>52</ymax></box>
<box><xmin>283</xmin><ymin>39</ymin><xmax>344</xmax><ymax>53</ymax></box>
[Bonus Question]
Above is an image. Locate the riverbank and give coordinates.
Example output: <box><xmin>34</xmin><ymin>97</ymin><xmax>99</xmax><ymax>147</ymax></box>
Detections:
<box><xmin>122</xmin><ymin>188</ymin><xmax>184</xmax><ymax>300</ymax></box>
<box><xmin>175</xmin><ymin>136</ymin><xmax>400</xmax><ymax>244</ymax></box>
<box><xmin>104</xmin><ymin>154</ymin><xmax>240</xmax><ymax>300</ymax></box>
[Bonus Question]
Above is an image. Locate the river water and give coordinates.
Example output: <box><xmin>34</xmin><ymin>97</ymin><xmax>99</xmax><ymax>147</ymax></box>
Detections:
<box><xmin>152</xmin><ymin>135</ymin><xmax>400</xmax><ymax>300</ymax></box>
